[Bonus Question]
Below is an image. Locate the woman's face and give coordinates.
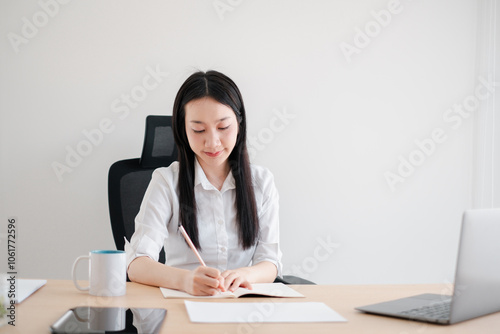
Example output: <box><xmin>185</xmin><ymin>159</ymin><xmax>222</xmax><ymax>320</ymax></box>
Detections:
<box><xmin>184</xmin><ymin>97</ymin><xmax>239</xmax><ymax>173</ymax></box>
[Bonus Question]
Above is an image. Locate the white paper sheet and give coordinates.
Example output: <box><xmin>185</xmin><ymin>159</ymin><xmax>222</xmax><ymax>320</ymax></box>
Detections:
<box><xmin>184</xmin><ymin>301</ymin><xmax>347</xmax><ymax>323</ymax></box>
<box><xmin>0</xmin><ymin>278</ymin><xmax>47</xmax><ymax>303</ymax></box>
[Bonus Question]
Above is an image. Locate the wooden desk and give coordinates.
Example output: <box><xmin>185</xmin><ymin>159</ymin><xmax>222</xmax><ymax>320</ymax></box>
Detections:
<box><xmin>12</xmin><ymin>280</ymin><xmax>500</xmax><ymax>333</ymax></box>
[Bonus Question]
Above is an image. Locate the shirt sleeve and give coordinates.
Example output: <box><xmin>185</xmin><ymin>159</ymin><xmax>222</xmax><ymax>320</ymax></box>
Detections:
<box><xmin>125</xmin><ymin>169</ymin><xmax>174</xmax><ymax>268</ymax></box>
<box><xmin>251</xmin><ymin>168</ymin><xmax>283</xmax><ymax>277</ymax></box>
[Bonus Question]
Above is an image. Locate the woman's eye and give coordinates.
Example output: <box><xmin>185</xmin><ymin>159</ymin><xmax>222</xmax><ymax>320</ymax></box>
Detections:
<box><xmin>193</xmin><ymin>129</ymin><xmax>204</xmax><ymax>133</ymax></box>
<box><xmin>219</xmin><ymin>125</ymin><xmax>230</xmax><ymax>131</ymax></box>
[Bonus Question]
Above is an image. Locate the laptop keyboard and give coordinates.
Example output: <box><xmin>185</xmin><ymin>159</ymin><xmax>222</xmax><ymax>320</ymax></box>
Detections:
<box><xmin>398</xmin><ymin>301</ymin><xmax>451</xmax><ymax>320</ymax></box>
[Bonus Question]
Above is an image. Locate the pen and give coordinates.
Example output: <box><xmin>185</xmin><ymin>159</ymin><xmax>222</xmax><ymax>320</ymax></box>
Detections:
<box><xmin>179</xmin><ymin>224</ymin><xmax>225</xmax><ymax>291</ymax></box>
<box><xmin>179</xmin><ymin>224</ymin><xmax>224</xmax><ymax>292</ymax></box>
<box><xmin>179</xmin><ymin>224</ymin><xmax>206</xmax><ymax>266</ymax></box>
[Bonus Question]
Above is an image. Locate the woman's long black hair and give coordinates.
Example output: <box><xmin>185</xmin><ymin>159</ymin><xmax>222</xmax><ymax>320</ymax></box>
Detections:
<box><xmin>172</xmin><ymin>70</ymin><xmax>258</xmax><ymax>250</ymax></box>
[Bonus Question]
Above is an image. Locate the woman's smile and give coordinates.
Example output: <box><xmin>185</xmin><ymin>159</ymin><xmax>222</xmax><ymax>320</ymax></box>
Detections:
<box><xmin>204</xmin><ymin>150</ymin><xmax>224</xmax><ymax>158</ymax></box>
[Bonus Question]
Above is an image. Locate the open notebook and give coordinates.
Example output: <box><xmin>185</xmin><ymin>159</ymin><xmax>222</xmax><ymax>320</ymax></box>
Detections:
<box><xmin>160</xmin><ymin>283</ymin><xmax>304</xmax><ymax>299</ymax></box>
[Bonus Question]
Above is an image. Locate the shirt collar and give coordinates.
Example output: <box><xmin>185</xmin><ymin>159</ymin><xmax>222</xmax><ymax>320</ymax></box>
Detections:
<box><xmin>194</xmin><ymin>158</ymin><xmax>236</xmax><ymax>193</ymax></box>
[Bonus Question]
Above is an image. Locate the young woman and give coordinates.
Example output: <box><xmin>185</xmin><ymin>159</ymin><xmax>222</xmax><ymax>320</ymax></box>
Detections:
<box><xmin>125</xmin><ymin>70</ymin><xmax>282</xmax><ymax>296</ymax></box>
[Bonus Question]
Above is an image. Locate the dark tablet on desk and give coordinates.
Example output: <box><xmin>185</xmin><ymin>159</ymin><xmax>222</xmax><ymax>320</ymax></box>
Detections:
<box><xmin>50</xmin><ymin>307</ymin><xmax>167</xmax><ymax>334</ymax></box>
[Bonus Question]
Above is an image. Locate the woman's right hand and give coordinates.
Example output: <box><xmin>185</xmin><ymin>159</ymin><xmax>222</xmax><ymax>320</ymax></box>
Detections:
<box><xmin>183</xmin><ymin>266</ymin><xmax>226</xmax><ymax>296</ymax></box>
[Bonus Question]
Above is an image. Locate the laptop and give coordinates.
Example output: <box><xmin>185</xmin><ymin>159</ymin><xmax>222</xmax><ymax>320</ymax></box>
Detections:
<box><xmin>356</xmin><ymin>208</ymin><xmax>500</xmax><ymax>325</ymax></box>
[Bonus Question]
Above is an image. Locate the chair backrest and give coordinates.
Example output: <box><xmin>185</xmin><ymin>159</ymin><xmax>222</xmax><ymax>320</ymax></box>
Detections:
<box><xmin>140</xmin><ymin>115</ymin><xmax>178</xmax><ymax>168</ymax></box>
<box><xmin>108</xmin><ymin>115</ymin><xmax>177</xmax><ymax>264</ymax></box>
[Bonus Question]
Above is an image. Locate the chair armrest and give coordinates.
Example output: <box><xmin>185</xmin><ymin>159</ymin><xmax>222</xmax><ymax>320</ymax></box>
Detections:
<box><xmin>274</xmin><ymin>275</ymin><xmax>316</xmax><ymax>285</ymax></box>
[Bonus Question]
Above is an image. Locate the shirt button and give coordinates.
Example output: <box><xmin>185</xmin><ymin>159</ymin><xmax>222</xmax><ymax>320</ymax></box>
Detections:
<box><xmin>221</xmin><ymin>247</ymin><xmax>226</xmax><ymax>253</ymax></box>
<box><xmin>218</xmin><ymin>220</ymin><xmax>224</xmax><ymax>225</ymax></box>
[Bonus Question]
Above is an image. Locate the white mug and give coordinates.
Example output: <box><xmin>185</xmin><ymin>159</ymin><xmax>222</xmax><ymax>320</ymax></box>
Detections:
<box><xmin>72</xmin><ymin>250</ymin><xmax>126</xmax><ymax>296</ymax></box>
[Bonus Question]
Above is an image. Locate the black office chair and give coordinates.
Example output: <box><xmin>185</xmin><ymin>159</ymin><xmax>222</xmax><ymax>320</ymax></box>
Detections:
<box><xmin>108</xmin><ymin>115</ymin><xmax>314</xmax><ymax>284</ymax></box>
<box><xmin>108</xmin><ymin>115</ymin><xmax>177</xmax><ymax>264</ymax></box>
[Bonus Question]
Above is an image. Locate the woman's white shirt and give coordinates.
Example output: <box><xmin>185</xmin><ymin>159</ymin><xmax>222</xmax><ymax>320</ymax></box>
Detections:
<box><xmin>125</xmin><ymin>159</ymin><xmax>282</xmax><ymax>276</ymax></box>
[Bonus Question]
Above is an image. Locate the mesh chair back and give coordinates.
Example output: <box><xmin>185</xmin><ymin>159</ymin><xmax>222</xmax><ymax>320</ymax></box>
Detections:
<box><xmin>140</xmin><ymin>115</ymin><xmax>178</xmax><ymax>168</ymax></box>
<box><xmin>108</xmin><ymin>115</ymin><xmax>177</xmax><ymax>264</ymax></box>
<box><xmin>108</xmin><ymin>159</ymin><xmax>156</xmax><ymax>252</ymax></box>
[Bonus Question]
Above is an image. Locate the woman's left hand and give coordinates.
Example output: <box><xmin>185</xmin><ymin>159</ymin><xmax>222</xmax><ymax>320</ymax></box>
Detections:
<box><xmin>220</xmin><ymin>269</ymin><xmax>253</xmax><ymax>292</ymax></box>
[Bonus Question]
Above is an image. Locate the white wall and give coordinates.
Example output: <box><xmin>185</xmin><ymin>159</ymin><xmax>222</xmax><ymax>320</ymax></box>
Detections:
<box><xmin>473</xmin><ymin>0</ymin><xmax>500</xmax><ymax>209</ymax></box>
<box><xmin>0</xmin><ymin>0</ymin><xmax>483</xmax><ymax>284</ymax></box>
